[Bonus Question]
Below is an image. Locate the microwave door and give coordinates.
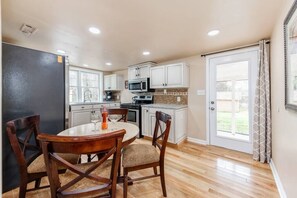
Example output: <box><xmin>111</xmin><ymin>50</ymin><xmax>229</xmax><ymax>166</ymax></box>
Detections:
<box><xmin>129</xmin><ymin>82</ymin><xmax>141</xmax><ymax>91</ymax></box>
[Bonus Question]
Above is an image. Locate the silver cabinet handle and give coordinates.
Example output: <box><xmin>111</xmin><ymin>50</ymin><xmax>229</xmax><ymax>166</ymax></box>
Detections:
<box><xmin>210</xmin><ymin>107</ymin><xmax>215</xmax><ymax>111</ymax></box>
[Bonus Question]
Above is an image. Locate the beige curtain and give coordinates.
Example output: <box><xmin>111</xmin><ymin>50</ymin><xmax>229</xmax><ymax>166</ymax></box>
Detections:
<box><xmin>253</xmin><ymin>40</ymin><xmax>271</xmax><ymax>163</ymax></box>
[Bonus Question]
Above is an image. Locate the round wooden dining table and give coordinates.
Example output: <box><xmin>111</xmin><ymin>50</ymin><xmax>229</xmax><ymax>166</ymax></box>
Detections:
<box><xmin>58</xmin><ymin>122</ymin><xmax>139</xmax><ymax>147</ymax></box>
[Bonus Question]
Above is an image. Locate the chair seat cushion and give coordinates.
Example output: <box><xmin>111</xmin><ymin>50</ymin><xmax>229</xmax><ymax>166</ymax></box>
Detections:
<box><xmin>27</xmin><ymin>153</ymin><xmax>79</xmax><ymax>173</ymax></box>
<box><xmin>60</xmin><ymin>160</ymin><xmax>112</xmax><ymax>196</ymax></box>
<box><xmin>122</xmin><ymin>144</ymin><xmax>159</xmax><ymax>168</ymax></box>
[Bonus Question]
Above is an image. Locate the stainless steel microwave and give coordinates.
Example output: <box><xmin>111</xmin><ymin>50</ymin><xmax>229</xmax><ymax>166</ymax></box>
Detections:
<box><xmin>128</xmin><ymin>78</ymin><xmax>151</xmax><ymax>93</ymax></box>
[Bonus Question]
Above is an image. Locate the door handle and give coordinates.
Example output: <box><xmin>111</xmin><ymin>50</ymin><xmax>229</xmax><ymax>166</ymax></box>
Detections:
<box><xmin>210</xmin><ymin>107</ymin><xmax>215</xmax><ymax>111</ymax></box>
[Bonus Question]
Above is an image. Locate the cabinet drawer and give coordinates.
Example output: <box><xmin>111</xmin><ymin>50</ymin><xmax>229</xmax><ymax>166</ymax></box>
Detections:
<box><xmin>109</xmin><ymin>103</ymin><xmax>120</xmax><ymax>107</ymax></box>
<box><xmin>71</xmin><ymin>105</ymin><xmax>93</xmax><ymax>111</ymax></box>
<box><xmin>93</xmin><ymin>104</ymin><xmax>110</xmax><ymax>109</ymax></box>
<box><xmin>148</xmin><ymin>108</ymin><xmax>174</xmax><ymax>116</ymax></box>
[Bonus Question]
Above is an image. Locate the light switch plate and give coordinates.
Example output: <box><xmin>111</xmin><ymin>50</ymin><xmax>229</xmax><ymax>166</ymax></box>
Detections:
<box><xmin>177</xmin><ymin>97</ymin><xmax>181</xmax><ymax>102</ymax></box>
<box><xmin>197</xmin><ymin>90</ymin><xmax>206</xmax><ymax>96</ymax></box>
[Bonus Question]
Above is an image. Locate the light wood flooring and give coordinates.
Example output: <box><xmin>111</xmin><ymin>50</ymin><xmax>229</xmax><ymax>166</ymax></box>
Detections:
<box><xmin>2</xmin><ymin>139</ymin><xmax>279</xmax><ymax>198</ymax></box>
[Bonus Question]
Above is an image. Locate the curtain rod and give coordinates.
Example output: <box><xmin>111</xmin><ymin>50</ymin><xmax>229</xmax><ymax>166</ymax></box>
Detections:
<box><xmin>201</xmin><ymin>40</ymin><xmax>270</xmax><ymax>57</ymax></box>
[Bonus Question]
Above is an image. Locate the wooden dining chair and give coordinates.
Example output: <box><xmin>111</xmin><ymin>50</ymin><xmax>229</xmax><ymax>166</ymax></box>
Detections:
<box><xmin>107</xmin><ymin>108</ymin><xmax>129</xmax><ymax>122</ymax></box>
<box><xmin>6</xmin><ymin>115</ymin><xmax>79</xmax><ymax>198</ymax></box>
<box><xmin>122</xmin><ymin>111</ymin><xmax>172</xmax><ymax>198</ymax></box>
<box><xmin>38</xmin><ymin>129</ymin><xmax>126</xmax><ymax>198</ymax></box>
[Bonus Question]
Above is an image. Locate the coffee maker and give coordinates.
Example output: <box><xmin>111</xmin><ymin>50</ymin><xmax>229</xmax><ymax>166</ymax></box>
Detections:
<box><xmin>105</xmin><ymin>91</ymin><xmax>113</xmax><ymax>101</ymax></box>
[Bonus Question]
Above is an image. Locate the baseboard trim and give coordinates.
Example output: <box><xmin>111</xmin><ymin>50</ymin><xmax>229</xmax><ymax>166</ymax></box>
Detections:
<box><xmin>270</xmin><ymin>159</ymin><xmax>287</xmax><ymax>198</ymax></box>
<box><xmin>186</xmin><ymin>137</ymin><xmax>208</xmax><ymax>145</ymax></box>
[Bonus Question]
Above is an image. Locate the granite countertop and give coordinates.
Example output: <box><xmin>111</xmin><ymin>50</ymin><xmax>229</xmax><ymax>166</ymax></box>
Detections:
<box><xmin>142</xmin><ymin>104</ymin><xmax>188</xmax><ymax>110</ymax></box>
<box><xmin>70</xmin><ymin>101</ymin><xmax>120</xmax><ymax>106</ymax></box>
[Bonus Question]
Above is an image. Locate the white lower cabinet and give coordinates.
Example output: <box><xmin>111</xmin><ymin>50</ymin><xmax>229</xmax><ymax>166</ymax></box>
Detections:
<box><xmin>142</xmin><ymin>107</ymin><xmax>187</xmax><ymax>144</ymax></box>
<box><xmin>69</xmin><ymin>103</ymin><xmax>120</xmax><ymax>127</ymax></box>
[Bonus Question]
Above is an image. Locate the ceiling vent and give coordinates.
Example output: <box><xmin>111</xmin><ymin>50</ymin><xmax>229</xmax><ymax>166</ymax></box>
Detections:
<box><xmin>20</xmin><ymin>24</ymin><xmax>38</xmax><ymax>37</ymax></box>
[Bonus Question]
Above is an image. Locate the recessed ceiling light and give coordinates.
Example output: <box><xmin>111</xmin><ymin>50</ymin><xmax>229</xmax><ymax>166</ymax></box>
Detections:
<box><xmin>208</xmin><ymin>30</ymin><xmax>220</xmax><ymax>36</ymax></box>
<box><xmin>89</xmin><ymin>27</ymin><xmax>101</xmax><ymax>34</ymax></box>
<box><xmin>57</xmin><ymin>49</ymin><xmax>66</xmax><ymax>54</ymax></box>
<box><xmin>106</xmin><ymin>62</ymin><xmax>112</xmax><ymax>66</ymax></box>
<box><xmin>142</xmin><ymin>51</ymin><xmax>150</xmax><ymax>56</ymax></box>
<box><xmin>83</xmin><ymin>64</ymin><xmax>88</xmax><ymax>67</ymax></box>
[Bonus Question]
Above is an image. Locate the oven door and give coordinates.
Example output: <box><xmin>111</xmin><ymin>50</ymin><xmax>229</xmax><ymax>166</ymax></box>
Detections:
<box><xmin>127</xmin><ymin>109</ymin><xmax>140</xmax><ymax>137</ymax></box>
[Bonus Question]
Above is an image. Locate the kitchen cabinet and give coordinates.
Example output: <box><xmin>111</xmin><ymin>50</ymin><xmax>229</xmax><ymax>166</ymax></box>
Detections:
<box><xmin>150</xmin><ymin>63</ymin><xmax>189</xmax><ymax>88</ymax></box>
<box><xmin>128</xmin><ymin>62</ymin><xmax>156</xmax><ymax>80</ymax></box>
<box><xmin>104</xmin><ymin>74</ymin><xmax>123</xmax><ymax>91</ymax></box>
<box><xmin>69</xmin><ymin>102</ymin><xmax>120</xmax><ymax>127</ymax></box>
<box><xmin>142</xmin><ymin>106</ymin><xmax>187</xmax><ymax>144</ymax></box>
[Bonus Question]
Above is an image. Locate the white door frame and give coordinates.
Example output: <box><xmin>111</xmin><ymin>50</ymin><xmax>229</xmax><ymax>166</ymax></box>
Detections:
<box><xmin>205</xmin><ymin>46</ymin><xmax>259</xmax><ymax>150</ymax></box>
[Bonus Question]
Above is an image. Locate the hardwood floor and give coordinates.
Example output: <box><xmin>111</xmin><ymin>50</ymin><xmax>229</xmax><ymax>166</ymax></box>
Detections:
<box><xmin>2</xmin><ymin>139</ymin><xmax>279</xmax><ymax>198</ymax></box>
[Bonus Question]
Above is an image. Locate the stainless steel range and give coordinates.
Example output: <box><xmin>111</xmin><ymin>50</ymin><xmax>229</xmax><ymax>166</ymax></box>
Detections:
<box><xmin>120</xmin><ymin>95</ymin><xmax>153</xmax><ymax>138</ymax></box>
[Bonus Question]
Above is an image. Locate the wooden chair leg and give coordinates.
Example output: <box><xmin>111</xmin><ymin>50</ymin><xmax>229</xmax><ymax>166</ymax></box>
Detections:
<box><xmin>87</xmin><ymin>154</ymin><xmax>92</xmax><ymax>162</ymax></box>
<box><xmin>153</xmin><ymin>167</ymin><xmax>158</xmax><ymax>175</ymax></box>
<box><xmin>19</xmin><ymin>179</ymin><xmax>27</xmax><ymax>198</ymax></box>
<box><xmin>35</xmin><ymin>178</ymin><xmax>41</xmax><ymax>188</ymax></box>
<box><xmin>123</xmin><ymin>169</ymin><xmax>128</xmax><ymax>198</ymax></box>
<box><xmin>160</xmin><ymin>164</ymin><xmax>167</xmax><ymax>197</ymax></box>
<box><xmin>118</xmin><ymin>158</ymin><xmax>122</xmax><ymax>177</ymax></box>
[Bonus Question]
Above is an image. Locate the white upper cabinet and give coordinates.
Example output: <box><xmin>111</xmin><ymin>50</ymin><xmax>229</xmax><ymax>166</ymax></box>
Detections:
<box><xmin>150</xmin><ymin>63</ymin><xmax>189</xmax><ymax>89</ymax></box>
<box><xmin>128</xmin><ymin>62</ymin><xmax>156</xmax><ymax>80</ymax></box>
<box><xmin>104</xmin><ymin>74</ymin><xmax>123</xmax><ymax>91</ymax></box>
<box><xmin>150</xmin><ymin>66</ymin><xmax>165</xmax><ymax>88</ymax></box>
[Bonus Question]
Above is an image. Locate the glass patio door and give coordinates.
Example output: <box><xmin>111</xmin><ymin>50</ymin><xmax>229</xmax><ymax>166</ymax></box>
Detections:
<box><xmin>208</xmin><ymin>48</ymin><xmax>258</xmax><ymax>154</ymax></box>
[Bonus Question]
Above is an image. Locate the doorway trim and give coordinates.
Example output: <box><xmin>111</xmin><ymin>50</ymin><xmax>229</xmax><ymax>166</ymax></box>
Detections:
<box><xmin>205</xmin><ymin>46</ymin><xmax>259</xmax><ymax>147</ymax></box>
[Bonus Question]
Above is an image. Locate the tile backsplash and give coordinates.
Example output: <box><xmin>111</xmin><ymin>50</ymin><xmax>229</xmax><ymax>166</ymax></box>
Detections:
<box><xmin>153</xmin><ymin>88</ymin><xmax>188</xmax><ymax>105</ymax></box>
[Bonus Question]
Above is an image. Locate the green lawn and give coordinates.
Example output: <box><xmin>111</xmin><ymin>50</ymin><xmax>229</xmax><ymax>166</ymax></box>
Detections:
<box><xmin>217</xmin><ymin>111</ymin><xmax>249</xmax><ymax>135</ymax></box>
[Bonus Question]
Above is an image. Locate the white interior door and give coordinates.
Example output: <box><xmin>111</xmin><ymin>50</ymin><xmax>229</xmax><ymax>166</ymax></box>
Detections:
<box><xmin>208</xmin><ymin>48</ymin><xmax>258</xmax><ymax>154</ymax></box>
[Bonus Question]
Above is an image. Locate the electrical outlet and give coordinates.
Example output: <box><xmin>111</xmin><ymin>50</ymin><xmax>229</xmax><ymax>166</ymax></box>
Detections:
<box><xmin>177</xmin><ymin>96</ymin><xmax>181</xmax><ymax>102</ymax></box>
<box><xmin>164</xmin><ymin>89</ymin><xmax>167</xmax><ymax>94</ymax></box>
<box><xmin>197</xmin><ymin>90</ymin><xmax>206</xmax><ymax>96</ymax></box>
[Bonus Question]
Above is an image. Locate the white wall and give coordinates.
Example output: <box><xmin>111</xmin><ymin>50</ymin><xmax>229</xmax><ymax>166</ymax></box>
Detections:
<box><xmin>158</xmin><ymin>56</ymin><xmax>207</xmax><ymax>140</ymax></box>
<box><xmin>113</xmin><ymin>69</ymin><xmax>136</xmax><ymax>103</ymax></box>
<box><xmin>0</xmin><ymin>1</ymin><xmax>3</xmax><ymax>194</ymax></box>
<box><xmin>271</xmin><ymin>0</ymin><xmax>297</xmax><ymax>197</ymax></box>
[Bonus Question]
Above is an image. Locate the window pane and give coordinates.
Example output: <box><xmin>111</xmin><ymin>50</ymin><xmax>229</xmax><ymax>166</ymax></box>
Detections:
<box><xmin>216</xmin><ymin>61</ymin><xmax>249</xmax><ymax>141</ymax></box>
<box><xmin>81</xmin><ymin>72</ymin><xmax>99</xmax><ymax>87</ymax></box>
<box><xmin>69</xmin><ymin>71</ymin><xmax>78</xmax><ymax>86</ymax></box>
<box><xmin>82</xmin><ymin>87</ymin><xmax>99</xmax><ymax>102</ymax></box>
<box><xmin>69</xmin><ymin>86</ymin><xmax>78</xmax><ymax>103</ymax></box>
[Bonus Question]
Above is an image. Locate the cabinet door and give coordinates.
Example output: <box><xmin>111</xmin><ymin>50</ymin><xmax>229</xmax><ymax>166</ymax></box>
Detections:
<box><xmin>149</xmin><ymin>112</ymin><xmax>174</xmax><ymax>143</ymax></box>
<box><xmin>150</xmin><ymin>66</ymin><xmax>165</xmax><ymax>88</ymax></box>
<box><xmin>166</xmin><ymin>64</ymin><xmax>183</xmax><ymax>87</ymax></box>
<box><xmin>104</xmin><ymin>76</ymin><xmax>111</xmax><ymax>90</ymax></box>
<box><xmin>128</xmin><ymin>67</ymin><xmax>138</xmax><ymax>80</ymax></box>
<box><xmin>149</xmin><ymin>113</ymin><xmax>156</xmax><ymax>137</ymax></box>
<box><xmin>110</xmin><ymin>75</ymin><xmax>117</xmax><ymax>90</ymax></box>
<box><xmin>71</xmin><ymin>110</ymin><xmax>91</xmax><ymax>127</ymax></box>
<box><xmin>139</xmin><ymin>66</ymin><xmax>150</xmax><ymax>79</ymax></box>
<box><xmin>142</xmin><ymin>108</ymin><xmax>149</xmax><ymax>136</ymax></box>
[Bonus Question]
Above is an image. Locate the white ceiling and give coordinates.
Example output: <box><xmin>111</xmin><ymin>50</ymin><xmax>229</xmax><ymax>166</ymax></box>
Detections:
<box><xmin>2</xmin><ymin>0</ymin><xmax>283</xmax><ymax>71</ymax></box>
